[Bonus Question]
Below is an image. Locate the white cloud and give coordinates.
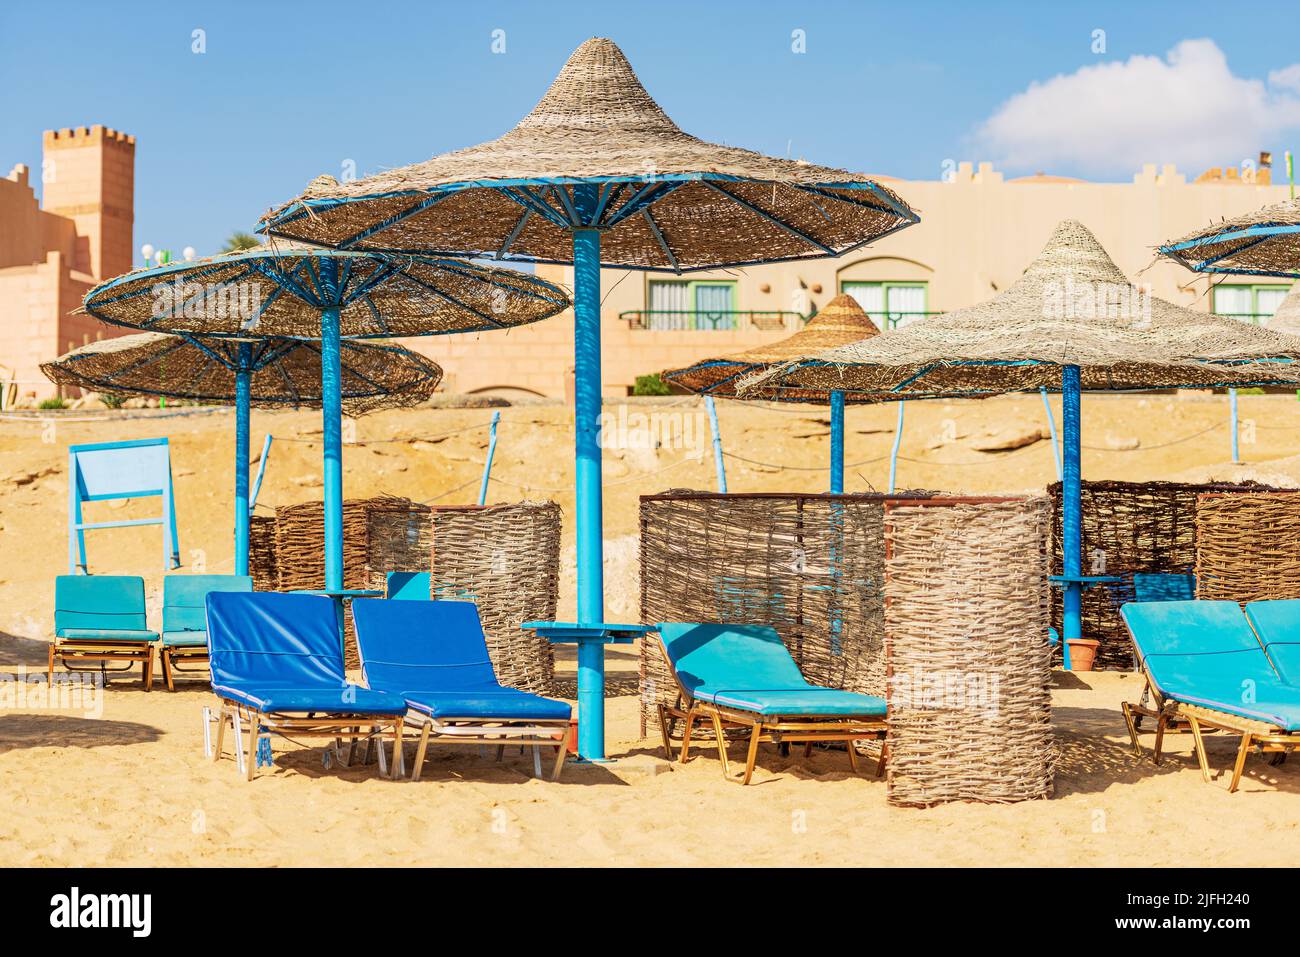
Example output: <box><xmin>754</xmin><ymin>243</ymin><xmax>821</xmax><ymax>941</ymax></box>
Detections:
<box><xmin>975</xmin><ymin>39</ymin><xmax>1300</xmax><ymax>177</ymax></box>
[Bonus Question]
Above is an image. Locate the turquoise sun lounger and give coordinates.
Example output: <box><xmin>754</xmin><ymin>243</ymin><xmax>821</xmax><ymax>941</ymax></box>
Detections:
<box><xmin>158</xmin><ymin>574</ymin><xmax>252</xmax><ymax>691</ymax></box>
<box><xmin>205</xmin><ymin>591</ymin><xmax>407</xmax><ymax>780</ymax></box>
<box><xmin>1243</xmin><ymin>599</ymin><xmax>1300</xmax><ymax>686</ymax></box>
<box><xmin>352</xmin><ymin>598</ymin><xmax>572</xmax><ymax>782</ymax></box>
<box><xmin>653</xmin><ymin>622</ymin><xmax>887</xmax><ymax>784</ymax></box>
<box><xmin>1121</xmin><ymin>600</ymin><xmax>1300</xmax><ymax>791</ymax></box>
<box><xmin>50</xmin><ymin>575</ymin><xmax>157</xmax><ymax>690</ymax></box>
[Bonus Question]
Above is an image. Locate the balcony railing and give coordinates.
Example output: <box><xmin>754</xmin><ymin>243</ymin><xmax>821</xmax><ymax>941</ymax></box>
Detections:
<box><xmin>621</xmin><ymin>310</ymin><xmax>944</xmax><ymax>331</ymax></box>
<box><xmin>1213</xmin><ymin>312</ymin><xmax>1276</xmax><ymax>325</ymax></box>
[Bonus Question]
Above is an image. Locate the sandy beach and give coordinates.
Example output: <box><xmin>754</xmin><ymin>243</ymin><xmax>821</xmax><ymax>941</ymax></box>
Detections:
<box><xmin>4</xmin><ymin>392</ymin><xmax>1300</xmax><ymax>866</ymax></box>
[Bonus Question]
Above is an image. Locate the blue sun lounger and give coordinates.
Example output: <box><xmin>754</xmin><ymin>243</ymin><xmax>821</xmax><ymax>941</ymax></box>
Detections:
<box><xmin>205</xmin><ymin>591</ymin><xmax>407</xmax><ymax>780</ymax></box>
<box><xmin>1243</xmin><ymin>600</ymin><xmax>1300</xmax><ymax>686</ymax></box>
<box><xmin>50</xmin><ymin>575</ymin><xmax>157</xmax><ymax>690</ymax></box>
<box><xmin>653</xmin><ymin>622</ymin><xmax>888</xmax><ymax>784</ymax></box>
<box><xmin>158</xmin><ymin>574</ymin><xmax>252</xmax><ymax>691</ymax></box>
<box><xmin>1121</xmin><ymin>600</ymin><xmax>1300</xmax><ymax>791</ymax></box>
<box><xmin>352</xmin><ymin>599</ymin><xmax>572</xmax><ymax>782</ymax></box>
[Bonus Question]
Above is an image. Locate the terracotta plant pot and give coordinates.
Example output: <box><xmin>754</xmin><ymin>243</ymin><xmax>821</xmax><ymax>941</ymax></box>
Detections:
<box><xmin>1066</xmin><ymin>638</ymin><xmax>1101</xmax><ymax>671</ymax></box>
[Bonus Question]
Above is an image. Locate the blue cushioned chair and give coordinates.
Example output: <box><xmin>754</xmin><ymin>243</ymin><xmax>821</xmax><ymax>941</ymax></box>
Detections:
<box><xmin>205</xmin><ymin>591</ymin><xmax>408</xmax><ymax>780</ymax></box>
<box><xmin>654</xmin><ymin>622</ymin><xmax>887</xmax><ymax>784</ymax></box>
<box><xmin>158</xmin><ymin>574</ymin><xmax>252</xmax><ymax>690</ymax></box>
<box><xmin>1121</xmin><ymin>600</ymin><xmax>1300</xmax><ymax>791</ymax></box>
<box><xmin>351</xmin><ymin>598</ymin><xmax>572</xmax><ymax>782</ymax></box>
<box><xmin>385</xmin><ymin>571</ymin><xmax>430</xmax><ymax>601</ymax></box>
<box><xmin>1243</xmin><ymin>600</ymin><xmax>1300</xmax><ymax>686</ymax></box>
<box><xmin>51</xmin><ymin>575</ymin><xmax>157</xmax><ymax>690</ymax></box>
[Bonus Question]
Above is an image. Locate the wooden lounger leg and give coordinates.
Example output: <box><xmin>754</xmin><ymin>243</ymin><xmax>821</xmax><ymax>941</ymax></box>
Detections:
<box><xmin>494</xmin><ymin>744</ymin><xmax>506</xmax><ymax>762</ymax></box>
<box><xmin>876</xmin><ymin>739</ymin><xmax>888</xmax><ymax>777</ymax></box>
<box><xmin>410</xmin><ymin>718</ymin><xmax>432</xmax><ymax>783</ymax></box>
<box><xmin>47</xmin><ymin>644</ymin><xmax>55</xmax><ymax>686</ymax></box>
<box><xmin>161</xmin><ymin>649</ymin><xmax>175</xmax><ymax>692</ymax></box>
<box><xmin>1228</xmin><ymin>734</ymin><xmax>1254</xmax><ymax>793</ymax></box>
<box><xmin>1187</xmin><ymin>715</ymin><xmax>1212</xmax><ymax>783</ymax></box>
<box><xmin>845</xmin><ymin>738</ymin><xmax>861</xmax><ymax>774</ymax></box>
<box><xmin>679</xmin><ymin>706</ymin><xmax>698</xmax><ymax>764</ymax></box>
<box><xmin>656</xmin><ymin>703</ymin><xmax>674</xmax><ymax>759</ymax></box>
<box><xmin>1121</xmin><ymin>701</ymin><xmax>1141</xmax><ymax>757</ymax></box>
<box><xmin>739</xmin><ymin>722</ymin><xmax>762</xmax><ymax>785</ymax></box>
<box><xmin>142</xmin><ymin>649</ymin><xmax>153</xmax><ymax>692</ymax></box>
<box><xmin>1152</xmin><ymin>715</ymin><xmax>1166</xmax><ymax>765</ymax></box>
<box><xmin>390</xmin><ymin>718</ymin><xmax>404</xmax><ymax>780</ymax></box>
<box><xmin>245</xmin><ymin>710</ymin><xmax>259</xmax><ymax>781</ymax></box>
<box><xmin>550</xmin><ymin>732</ymin><xmax>568</xmax><ymax>782</ymax></box>
<box><xmin>709</xmin><ymin>710</ymin><xmax>729</xmax><ymax>776</ymax></box>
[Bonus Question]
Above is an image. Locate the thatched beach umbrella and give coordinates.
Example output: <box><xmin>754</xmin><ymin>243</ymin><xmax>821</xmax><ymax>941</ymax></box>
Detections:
<box><xmin>257</xmin><ymin>38</ymin><xmax>918</xmax><ymax>759</ymax></box>
<box><xmin>43</xmin><ymin>331</ymin><xmax>442</xmax><ymax>576</ymax></box>
<box><xmin>82</xmin><ymin>244</ymin><xmax>569</xmax><ymax>594</ymax></box>
<box><xmin>745</xmin><ymin>220</ymin><xmax>1300</xmax><ymax>666</ymax></box>
<box><xmin>1158</xmin><ymin>198</ymin><xmax>1300</xmax><ymax>278</ymax></box>
<box><xmin>662</xmin><ymin>293</ymin><xmax>883</xmax><ymax>491</ymax></box>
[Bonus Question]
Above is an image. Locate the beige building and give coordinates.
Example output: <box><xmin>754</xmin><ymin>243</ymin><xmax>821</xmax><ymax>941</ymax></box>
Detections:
<box><xmin>0</xmin><ymin>126</ymin><xmax>135</xmax><ymax>403</ymax></box>
<box><xmin>414</xmin><ymin>160</ymin><xmax>1298</xmax><ymax>398</ymax></box>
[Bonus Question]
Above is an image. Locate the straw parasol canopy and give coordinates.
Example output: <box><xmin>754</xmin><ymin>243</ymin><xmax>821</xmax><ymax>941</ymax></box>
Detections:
<box><xmin>258</xmin><ymin>38</ymin><xmax>917</xmax><ymax>269</ymax></box>
<box><xmin>661</xmin><ymin>293</ymin><xmax>882</xmax><ymax>401</ymax></box>
<box><xmin>1159</xmin><ymin>199</ymin><xmax>1300</xmax><ymax>278</ymax></box>
<box><xmin>744</xmin><ymin>220</ymin><xmax>1300</xmax><ymax>399</ymax></box>
<box><xmin>42</xmin><ymin>332</ymin><xmax>442</xmax><ymax>416</ymax></box>
<box><xmin>1269</xmin><ymin>283</ymin><xmax>1300</xmax><ymax>335</ymax></box>
<box><xmin>82</xmin><ymin>241</ymin><xmax>570</xmax><ymax>340</ymax></box>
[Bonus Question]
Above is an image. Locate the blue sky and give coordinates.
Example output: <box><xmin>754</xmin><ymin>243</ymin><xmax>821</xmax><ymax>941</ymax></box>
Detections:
<box><xmin>4</xmin><ymin>1</ymin><xmax>1300</xmax><ymax>262</ymax></box>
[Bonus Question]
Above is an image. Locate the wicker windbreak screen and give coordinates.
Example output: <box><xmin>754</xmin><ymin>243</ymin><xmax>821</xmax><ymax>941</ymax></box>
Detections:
<box><xmin>638</xmin><ymin>491</ymin><xmax>917</xmax><ymax>737</ymax></box>
<box><xmin>1048</xmin><ymin>479</ymin><xmax>1275</xmax><ymax>669</ymax></box>
<box><xmin>884</xmin><ymin>498</ymin><xmax>1055</xmax><ymax>807</ymax></box>
<box><xmin>272</xmin><ymin>497</ymin><xmax>432</xmax><ymax>666</ymax></box>
<box><xmin>430</xmin><ymin>502</ymin><xmax>562</xmax><ymax>696</ymax></box>
<box><xmin>248</xmin><ymin>514</ymin><xmax>279</xmax><ymax>591</ymax></box>
<box><xmin>1196</xmin><ymin>492</ymin><xmax>1300</xmax><ymax>601</ymax></box>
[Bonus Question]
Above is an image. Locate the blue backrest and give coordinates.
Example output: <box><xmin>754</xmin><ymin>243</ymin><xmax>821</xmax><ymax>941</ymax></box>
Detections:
<box><xmin>205</xmin><ymin>591</ymin><xmax>344</xmax><ymax>690</ymax></box>
<box><xmin>1132</xmin><ymin>573</ymin><xmax>1196</xmax><ymax>604</ymax></box>
<box><xmin>1120</xmin><ymin>600</ymin><xmax>1277</xmax><ymax>693</ymax></box>
<box><xmin>163</xmin><ymin>574</ymin><xmax>252</xmax><ymax>633</ymax></box>
<box><xmin>386</xmin><ymin>572</ymin><xmax>431</xmax><ymax>601</ymax></box>
<box><xmin>656</xmin><ymin>622</ymin><xmax>808</xmax><ymax>695</ymax></box>
<box><xmin>54</xmin><ymin>575</ymin><xmax>147</xmax><ymax>635</ymax></box>
<box><xmin>1244</xmin><ymin>600</ymin><xmax>1300</xmax><ymax>685</ymax></box>
<box><xmin>351</xmin><ymin>599</ymin><xmax>501</xmax><ymax>693</ymax></box>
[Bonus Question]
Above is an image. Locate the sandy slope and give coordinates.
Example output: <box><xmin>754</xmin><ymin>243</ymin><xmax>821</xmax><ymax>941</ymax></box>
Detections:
<box><xmin>3</xmin><ymin>392</ymin><xmax>1300</xmax><ymax>866</ymax></box>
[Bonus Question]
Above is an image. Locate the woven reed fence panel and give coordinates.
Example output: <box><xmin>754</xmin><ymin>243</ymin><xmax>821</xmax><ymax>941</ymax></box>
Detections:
<box><xmin>429</xmin><ymin>502</ymin><xmax>561</xmax><ymax>696</ymax></box>
<box><xmin>638</xmin><ymin>491</ymin><xmax>915</xmax><ymax>737</ymax></box>
<box><xmin>248</xmin><ymin>515</ymin><xmax>278</xmax><ymax>591</ymax></box>
<box><xmin>884</xmin><ymin>498</ymin><xmax>1055</xmax><ymax>807</ymax></box>
<box><xmin>1048</xmin><ymin>480</ymin><xmax>1274</xmax><ymax>669</ymax></box>
<box><xmin>274</xmin><ymin>497</ymin><xmax>431</xmax><ymax>666</ymax></box>
<box><xmin>1196</xmin><ymin>492</ymin><xmax>1300</xmax><ymax>601</ymax></box>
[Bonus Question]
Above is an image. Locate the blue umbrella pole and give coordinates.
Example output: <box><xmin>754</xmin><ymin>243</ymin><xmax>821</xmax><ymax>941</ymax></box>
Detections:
<box><xmin>477</xmin><ymin>410</ymin><xmax>501</xmax><ymax>506</ymax></box>
<box><xmin>888</xmin><ymin>400</ymin><xmax>905</xmax><ymax>493</ymax></box>
<box><xmin>829</xmin><ymin>390</ymin><xmax>845</xmax><ymax>493</ymax></box>
<box><xmin>321</xmin><ymin>305</ymin><xmax>344</xmax><ymax>592</ymax></box>
<box><xmin>705</xmin><ymin>396</ymin><xmax>727</xmax><ymax>493</ymax></box>
<box><xmin>233</xmin><ymin>342</ymin><xmax>252</xmax><ymax>577</ymax></box>
<box><xmin>573</xmin><ymin>224</ymin><xmax>606</xmax><ymax>759</ymax></box>
<box><xmin>1060</xmin><ymin>365</ymin><xmax>1082</xmax><ymax>671</ymax></box>
<box><xmin>1040</xmin><ymin>386</ymin><xmax>1063</xmax><ymax>480</ymax></box>
<box><xmin>1230</xmin><ymin>388</ymin><xmax>1240</xmax><ymax>463</ymax></box>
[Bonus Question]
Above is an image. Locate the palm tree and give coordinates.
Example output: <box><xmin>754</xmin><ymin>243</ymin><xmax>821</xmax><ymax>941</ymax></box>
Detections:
<box><xmin>221</xmin><ymin>231</ymin><xmax>261</xmax><ymax>252</ymax></box>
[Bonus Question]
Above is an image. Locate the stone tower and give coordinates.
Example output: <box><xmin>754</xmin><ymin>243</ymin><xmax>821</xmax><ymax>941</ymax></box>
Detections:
<box><xmin>41</xmin><ymin>125</ymin><xmax>135</xmax><ymax>279</ymax></box>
